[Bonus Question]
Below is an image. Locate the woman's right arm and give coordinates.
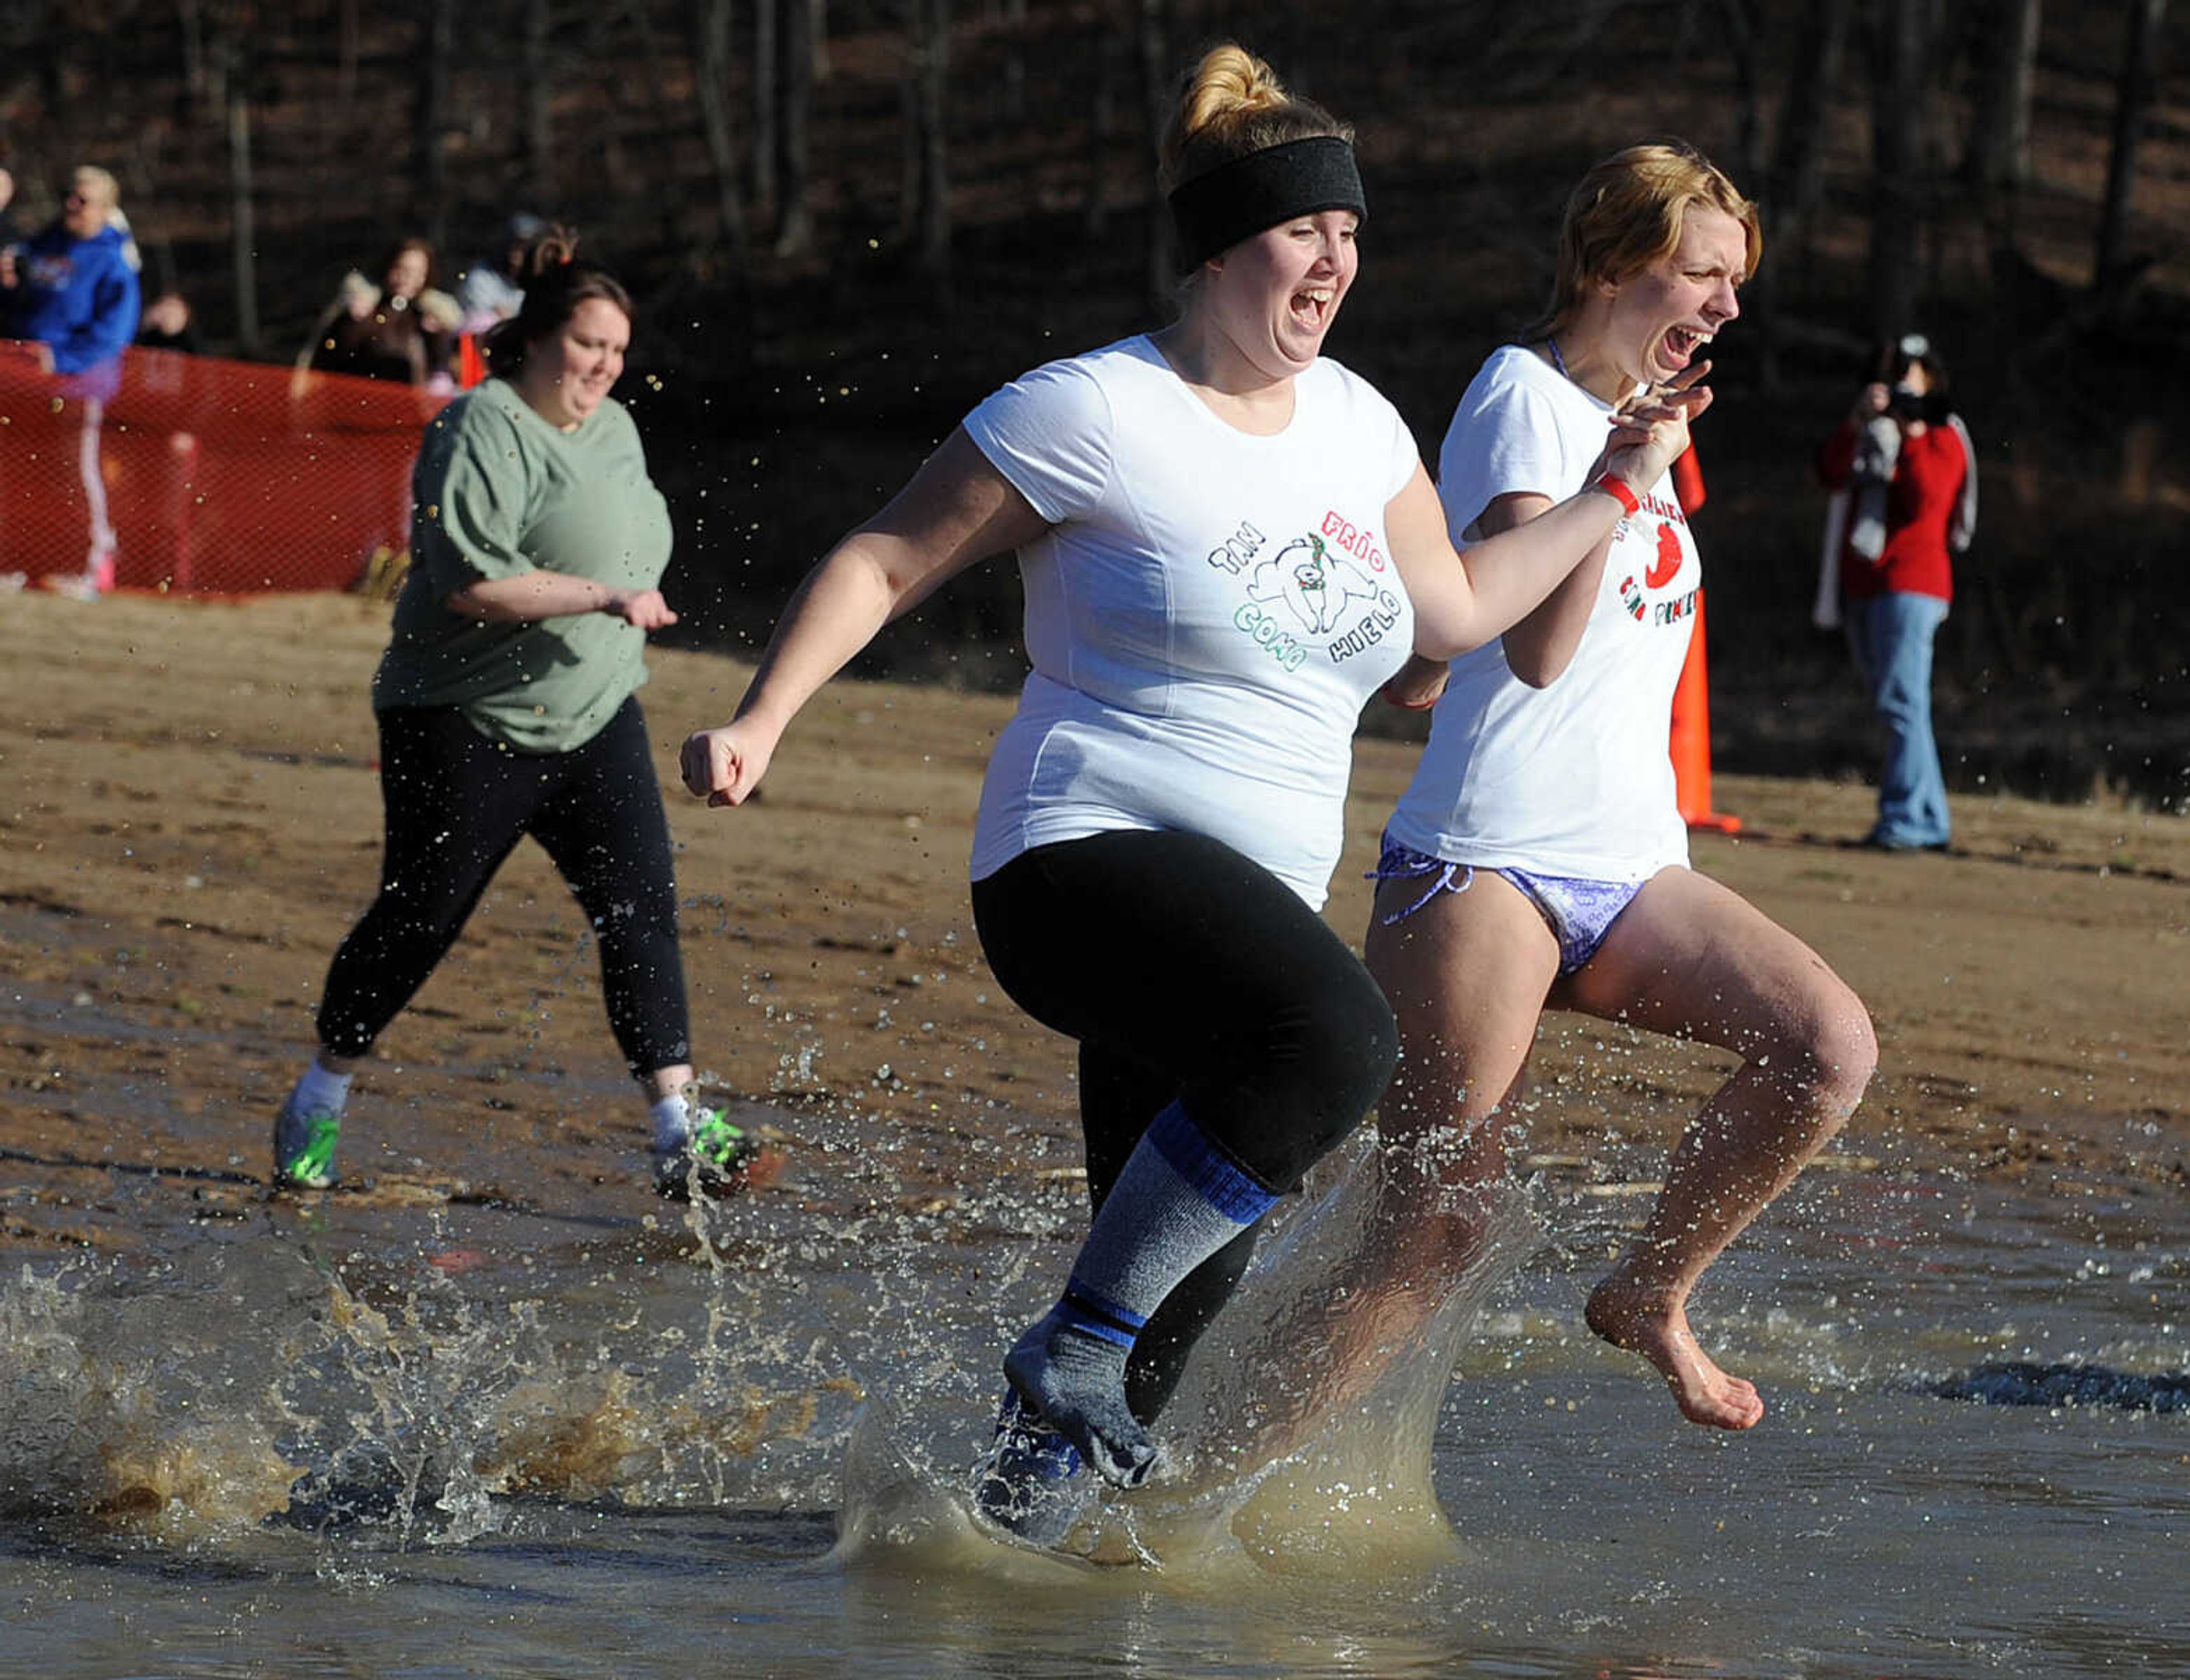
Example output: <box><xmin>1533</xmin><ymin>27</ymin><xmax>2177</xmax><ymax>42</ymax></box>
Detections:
<box><xmin>1472</xmin><ymin>489</ymin><xmax>1605</xmax><ymax>687</ymax></box>
<box><xmin>1380</xmin><ymin>489</ymin><xmax>1563</xmax><ymax>708</ymax></box>
<box><xmin>1388</xmin><ymin>386</ymin><xmax>1704</xmax><ymax>664</ymax></box>
<box><xmin>680</xmin><ymin>427</ymin><xmax>1051</xmax><ymax>807</ymax></box>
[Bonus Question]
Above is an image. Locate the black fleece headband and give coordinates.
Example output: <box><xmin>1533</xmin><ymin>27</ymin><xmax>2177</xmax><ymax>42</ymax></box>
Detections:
<box><xmin>1167</xmin><ymin>136</ymin><xmax>1367</xmax><ymax>270</ymax></box>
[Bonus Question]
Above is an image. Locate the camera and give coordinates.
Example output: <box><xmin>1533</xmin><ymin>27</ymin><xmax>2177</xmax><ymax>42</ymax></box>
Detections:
<box><xmin>1887</xmin><ymin>384</ymin><xmax>1934</xmax><ymax>423</ymax></box>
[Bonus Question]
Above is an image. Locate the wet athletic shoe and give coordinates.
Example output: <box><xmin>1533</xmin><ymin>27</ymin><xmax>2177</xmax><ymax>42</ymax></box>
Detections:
<box><xmin>272</xmin><ymin>1094</ymin><xmax>341</xmax><ymax>1190</ymax></box>
<box><xmin>974</xmin><ymin>1389</ymin><xmax>1092</xmax><ymax>1547</ymax></box>
<box><xmin>652</xmin><ymin>1107</ymin><xmax>759</xmax><ymax>1200</ymax></box>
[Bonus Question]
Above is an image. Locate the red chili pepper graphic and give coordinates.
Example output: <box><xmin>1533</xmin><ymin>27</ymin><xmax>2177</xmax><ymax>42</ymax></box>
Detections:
<box><xmin>1645</xmin><ymin>521</ymin><xmax>1683</xmax><ymax>590</ymax></box>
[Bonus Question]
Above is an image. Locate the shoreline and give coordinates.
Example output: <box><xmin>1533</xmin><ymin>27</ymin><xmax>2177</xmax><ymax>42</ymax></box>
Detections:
<box><xmin>1</xmin><ymin>590</ymin><xmax>2185</xmax><ymax>1258</ymax></box>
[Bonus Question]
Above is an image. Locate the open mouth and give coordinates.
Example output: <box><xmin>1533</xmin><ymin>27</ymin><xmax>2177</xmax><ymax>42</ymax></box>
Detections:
<box><xmin>1660</xmin><ymin>323</ymin><xmax>1714</xmax><ymax>370</ymax></box>
<box><xmin>1289</xmin><ymin>285</ymin><xmax>1337</xmax><ymax>333</ymax></box>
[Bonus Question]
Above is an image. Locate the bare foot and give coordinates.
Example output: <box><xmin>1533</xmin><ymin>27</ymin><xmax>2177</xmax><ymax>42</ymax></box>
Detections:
<box><xmin>1584</xmin><ymin>1277</ymin><xmax>1765</xmax><ymax>1430</ymax></box>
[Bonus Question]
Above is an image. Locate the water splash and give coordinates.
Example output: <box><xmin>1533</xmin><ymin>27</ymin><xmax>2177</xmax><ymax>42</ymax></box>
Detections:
<box><xmin>0</xmin><ymin>1259</ymin><xmax>309</xmax><ymax>1541</ymax></box>
<box><xmin>0</xmin><ymin>1213</ymin><xmax>870</xmax><ymax>1552</ymax></box>
<box><xmin>1129</xmin><ymin>1131</ymin><xmax>1541</xmax><ymax>1571</ymax></box>
<box><xmin>830</xmin><ymin>1130</ymin><xmax>1544</xmax><ymax>1576</ymax></box>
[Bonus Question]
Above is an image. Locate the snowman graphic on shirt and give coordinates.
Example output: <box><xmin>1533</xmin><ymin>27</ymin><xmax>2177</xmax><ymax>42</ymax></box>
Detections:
<box><xmin>1248</xmin><ymin>532</ymin><xmax>1383</xmax><ymax>636</ymax></box>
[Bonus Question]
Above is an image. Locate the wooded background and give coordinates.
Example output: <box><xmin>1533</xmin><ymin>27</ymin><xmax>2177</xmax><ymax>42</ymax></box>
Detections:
<box><xmin>3</xmin><ymin>1</ymin><xmax>2186</xmax><ymax>805</ymax></box>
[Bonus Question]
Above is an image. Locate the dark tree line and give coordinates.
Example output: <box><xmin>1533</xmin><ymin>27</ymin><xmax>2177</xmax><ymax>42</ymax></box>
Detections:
<box><xmin>1715</xmin><ymin>0</ymin><xmax>2173</xmax><ymax>374</ymax></box>
<box><xmin>2</xmin><ymin>0</ymin><xmax>2184</xmax><ymax>764</ymax></box>
<box><xmin>0</xmin><ymin>1</ymin><xmax>2175</xmax><ymax>362</ymax></box>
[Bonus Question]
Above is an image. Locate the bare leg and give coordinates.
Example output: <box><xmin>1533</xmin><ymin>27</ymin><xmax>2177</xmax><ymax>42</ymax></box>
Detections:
<box><xmin>1558</xmin><ymin>867</ymin><xmax>1877</xmax><ymax>1429</ymax></box>
<box><xmin>1367</xmin><ymin>868</ymin><xmax>1558</xmax><ymax>1136</ymax></box>
<box><xmin>1357</xmin><ymin>870</ymin><xmax>1564</xmax><ymax>1319</ymax></box>
<box><xmin>1149</xmin><ymin>875</ymin><xmax>1557</xmax><ymax>1474</ymax></box>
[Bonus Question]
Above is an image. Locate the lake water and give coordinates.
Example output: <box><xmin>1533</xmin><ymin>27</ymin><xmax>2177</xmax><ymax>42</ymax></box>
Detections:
<box><xmin>3</xmin><ymin>1095</ymin><xmax>2185</xmax><ymax>1678</ymax></box>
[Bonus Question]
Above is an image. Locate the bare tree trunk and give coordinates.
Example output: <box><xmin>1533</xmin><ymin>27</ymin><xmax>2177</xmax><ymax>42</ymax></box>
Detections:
<box><xmin>1082</xmin><ymin>3</ymin><xmax>1124</xmax><ymax>238</ymax></box>
<box><xmin>694</xmin><ymin>0</ymin><xmax>749</xmax><ymax>257</ymax></box>
<box><xmin>22</xmin><ymin>0</ymin><xmax>73</xmax><ymax>153</ymax></box>
<box><xmin>1964</xmin><ymin>0</ymin><xmax>2042</xmax><ymax>207</ymax></box>
<box><xmin>774</xmin><ymin>0</ymin><xmax>815</xmax><ymax>254</ymax></box>
<box><xmin>1745</xmin><ymin>0</ymin><xmax>1852</xmax><ymax>388</ymax></box>
<box><xmin>1138</xmin><ymin>0</ymin><xmax>1173</xmax><ymax>312</ymax></box>
<box><xmin>414</xmin><ymin>0</ymin><xmax>455</xmax><ymax>253</ymax></box>
<box><xmin>751</xmin><ymin>0</ymin><xmax>778</xmax><ymax>211</ymax></box>
<box><xmin>1670</xmin><ymin>0</ymin><xmax>1704</xmax><ymax>81</ymax></box>
<box><xmin>178</xmin><ymin>0</ymin><xmax>211</xmax><ymax>112</ymax></box>
<box><xmin>334</xmin><ymin>0</ymin><xmax>360</xmax><ymax>116</ymax></box>
<box><xmin>1867</xmin><ymin>0</ymin><xmax>1927</xmax><ymax>341</ymax></box>
<box><xmin>622</xmin><ymin>0</ymin><xmax>688</xmax><ymax>250</ymax></box>
<box><xmin>226</xmin><ymin>54</ymin><xmax>259</xmax><ymax>355</ymax></box>
<box><xmin>1915</xmin><ymin>0</ymin><xmax>1953</xmax><ymax>310</ymax></box>
<box><xmin>999</xmin><ymin>0</ymin><xmax>1027</xmax><ymax>123</ymax></box>
<box><xmin>1769</xmin><ymin>0</ymin><xmax>1854</xmax><ymax>263</ymax></box>
<box><xmin>905</xmin><ymin>0</ymin><xmax>951</xmax><ymax>289</ymax></box>
<box><xmin>1711</xmin><ymin>0</ymin><xmax>1763</xmax><ymax>196</ymax></box>
<box><xmin>522</xmin><ymin>0</ymin><xmax>553</xmax><ymax>206</ymax></box>
<box><xmin>2094</xmin><ymin>0</ymin><xmax>2167</xmax><ymax>301</ymax></box>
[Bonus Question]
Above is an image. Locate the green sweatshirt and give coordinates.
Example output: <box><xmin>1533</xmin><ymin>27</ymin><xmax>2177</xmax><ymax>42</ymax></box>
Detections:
<box><xmin>373</xmin><ymin>378</ymin><xmax>674</xmax><ymax>752</ymax></box>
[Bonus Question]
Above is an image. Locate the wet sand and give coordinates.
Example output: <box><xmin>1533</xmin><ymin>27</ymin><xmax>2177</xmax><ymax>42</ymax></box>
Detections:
<box><xmin>3</xmin><ymin>589</ymin><xmax>2187</xmax><ymax>1259</ymax></box>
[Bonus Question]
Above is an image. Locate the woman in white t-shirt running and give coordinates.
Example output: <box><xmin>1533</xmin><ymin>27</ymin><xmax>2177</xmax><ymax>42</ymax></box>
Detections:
<box><xmin>680</xmin><ymin>50</ymin><xmax>1701</xmax><ymax>1530</ymax></box>
<box><xmin>1368</xmin><ymin>143</ymin><xmax>1877</xmax><ymax>1431</ymax></box>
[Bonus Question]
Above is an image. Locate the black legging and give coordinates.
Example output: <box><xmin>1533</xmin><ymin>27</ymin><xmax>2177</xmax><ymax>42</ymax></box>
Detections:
<box><xmin>971</xmin><ymin>828</ymin><xmax>1398</xmax><ymax>1423</ymax></box>
<box><xmin>316</xmin><ymin>697</ymin><xmax>691</xmax><ymax>1076</ymax></box>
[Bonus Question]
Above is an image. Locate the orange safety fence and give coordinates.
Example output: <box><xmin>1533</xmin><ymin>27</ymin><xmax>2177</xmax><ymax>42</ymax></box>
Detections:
<box><xmin>0</xmin><ymin>339</ymin><xmax>443</xmax><ymax>594</ymax></box>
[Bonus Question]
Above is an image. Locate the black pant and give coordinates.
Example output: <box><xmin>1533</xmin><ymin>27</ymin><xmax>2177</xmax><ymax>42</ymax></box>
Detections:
<box><xmin>971</xmin><ymin>829</ymin><xmax>1398</xmax><ymax>1421</ymax></box>
<box><xmin>317</xmin><ymin>698</ymin><xmax>691</xmax><ymax>1077</ymax></box>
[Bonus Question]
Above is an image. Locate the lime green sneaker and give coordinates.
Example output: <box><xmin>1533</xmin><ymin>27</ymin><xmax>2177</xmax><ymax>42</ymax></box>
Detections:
<box><xmin>652</xmin><ymin>1107</ymin><xmax>759</xmax><ymax>1200</ymax></box>
<box><xmin>273</xmin><ymin>1093</ymin><xmax>342</xmax><ymax>1190</ymax></box>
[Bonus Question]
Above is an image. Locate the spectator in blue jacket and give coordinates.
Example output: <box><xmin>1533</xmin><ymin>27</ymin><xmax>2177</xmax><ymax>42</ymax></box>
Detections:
<box><xmin>0</xmin><ymin>165</ymin><xmax>142</xmax><ymax>597</ymax></box>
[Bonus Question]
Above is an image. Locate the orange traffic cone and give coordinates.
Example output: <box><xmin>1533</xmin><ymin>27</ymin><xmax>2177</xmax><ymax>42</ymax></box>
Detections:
<box><xmin>1672</xmin><ymin>440</ymin><xmax>1706</xmax><ymax>516</ymax></box>
<box><xmin>1665</xmin><ymin>443</ymin><xmax>1738</xmax><ymax>833</ymax></box>
<box><xmin>1672</xmin><ymin>589</ymin><xmax>1741</xmax><ymax>833</ymax></box>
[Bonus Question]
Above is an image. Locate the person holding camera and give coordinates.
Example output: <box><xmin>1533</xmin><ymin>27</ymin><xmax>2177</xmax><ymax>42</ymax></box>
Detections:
<box><xmin>1816</xmin><ymin>334</ymin><xmax>1976</xmax><ymax>851</ymax></box>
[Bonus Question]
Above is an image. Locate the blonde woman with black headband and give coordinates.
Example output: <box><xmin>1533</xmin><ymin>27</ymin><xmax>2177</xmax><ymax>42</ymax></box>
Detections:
<box><xmin>682</xmin><ymin>51</ymin><xmax>1703</xmax><ymax>1541</ymax></box>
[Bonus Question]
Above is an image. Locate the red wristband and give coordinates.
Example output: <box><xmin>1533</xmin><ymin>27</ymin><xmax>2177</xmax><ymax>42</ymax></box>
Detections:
<box><xmin>1593</xmin><ymin>475</ymin><xmax>1641</xmax><ymax>516</ymax></box>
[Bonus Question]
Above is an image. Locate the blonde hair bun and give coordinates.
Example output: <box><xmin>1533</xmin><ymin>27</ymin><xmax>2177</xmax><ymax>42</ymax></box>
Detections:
<box><xmin>1160</xmin><ymin>42</ymin><xmax>1353</xmax><ymax>194</ymax></box>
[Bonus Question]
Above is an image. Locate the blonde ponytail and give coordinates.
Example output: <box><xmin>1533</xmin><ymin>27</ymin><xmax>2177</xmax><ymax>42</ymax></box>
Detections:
<box><xmin>1160</xmin><ymin>43</ymin><xmax>1351</xmax><ymax>194</ymax></box>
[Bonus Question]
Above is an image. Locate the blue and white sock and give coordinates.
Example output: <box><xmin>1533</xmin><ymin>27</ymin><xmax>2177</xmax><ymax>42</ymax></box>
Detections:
<box><xmin>293</xmin><ymin>1059</ymin><xmax>353</xmax><ymax>1118</ymax></box>
<box><xmin>650</xmin><ymin>1092</ymin><xmax>692</xmax><ymax>1154</ymax></box>
<box><xmin>1004</xmin><ymin>1100</ymin><xmax>1276</xmax><ymax>1487</ymax></box>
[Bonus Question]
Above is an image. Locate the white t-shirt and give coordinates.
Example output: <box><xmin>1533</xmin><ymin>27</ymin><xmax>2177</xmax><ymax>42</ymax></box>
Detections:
<box><xmin>1384</xmin><ymin>344</ymin><xmax>1698</xmax><ymax>880</ymax></box>
<box><xmin>963</xmin><ymin>335</ymin><xmax>1420</xmax><ymax>908</ymax></box>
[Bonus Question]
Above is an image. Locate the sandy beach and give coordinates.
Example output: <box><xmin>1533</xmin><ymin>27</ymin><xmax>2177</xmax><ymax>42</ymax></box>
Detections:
<box><xmin>2</xmin><ymin>587</ymin><xmax>2186</xmax><ymax>1257</ymax></box>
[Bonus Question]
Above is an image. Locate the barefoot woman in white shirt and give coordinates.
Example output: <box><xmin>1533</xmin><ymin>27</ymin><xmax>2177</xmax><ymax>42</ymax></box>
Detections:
<box><xmin>1370</xmin><ymin>143</ymin><xmax>1876</xmax><ymax>1431</ymax></box>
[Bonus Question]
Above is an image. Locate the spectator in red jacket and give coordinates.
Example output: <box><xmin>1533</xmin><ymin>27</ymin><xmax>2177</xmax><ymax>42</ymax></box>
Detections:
<box><xmin>1816</xmin><ymin>335</ymin><xmax>1977</xmax><ymax>851</ymax></box>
